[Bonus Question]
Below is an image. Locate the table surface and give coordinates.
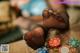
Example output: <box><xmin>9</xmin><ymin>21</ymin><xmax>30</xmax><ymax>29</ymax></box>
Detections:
<box><xmin>9</xmin><ymin>30</ymin><xmax>80</xmax><ymax>53</ymax></box>
<box><xmin>9</xmin><ymin>40</ymin><xmax>37</xmax><ymax>53</ymax></box>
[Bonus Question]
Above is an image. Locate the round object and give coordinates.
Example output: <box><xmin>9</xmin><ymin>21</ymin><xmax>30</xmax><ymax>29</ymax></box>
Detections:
<box><xmin>24</xmin><ymin>27</ymin><xmax>45</xmax><ymax>49</ymax></box>
<box><xmin>59</xmin><ymin>46</ymin><xmax>69</xmax><ymax>53</ymax></box>
<box><xmin>37</xmin><ymin>47</ymin><xmax>48</xmax><ymax>53</ymax></box>
<box><xmin>68</xmin><ymin>38</ymin><xmax>80</xmax><ymax>48</ymax></box>
<box><xmin>48</xmin><ymin>37</ymin><xmax>61</xmax><ymax>47</ymax></box>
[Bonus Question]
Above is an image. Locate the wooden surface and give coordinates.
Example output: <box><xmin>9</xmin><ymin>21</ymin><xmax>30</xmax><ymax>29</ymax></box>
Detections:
<box><xmin>9</xmin><ymin>40</ymin><xmax>36</xmax><ymax>53</ymax></box>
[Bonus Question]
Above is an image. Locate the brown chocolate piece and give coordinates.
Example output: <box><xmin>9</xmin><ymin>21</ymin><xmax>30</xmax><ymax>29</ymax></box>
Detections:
<box><xmin>24</xmin><ymin>27</ymin><xmax>45</xmax><ymax>49</ymax></box>
<box><xmin>42</xmin><ymin>9</ymin><xmax>69</xmax><ymax>31</ymax></box>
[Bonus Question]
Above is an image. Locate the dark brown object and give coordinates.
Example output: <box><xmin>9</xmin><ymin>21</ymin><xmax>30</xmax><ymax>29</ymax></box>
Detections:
<box><xmin>24</xmin><ymin>27</ymin><xmax>46</xmax><ymax>49</ymax></box>
<box><xmin>43</xmin><ymin>9</ymin><xmax>69</xmax><ymax>31</ymax></box>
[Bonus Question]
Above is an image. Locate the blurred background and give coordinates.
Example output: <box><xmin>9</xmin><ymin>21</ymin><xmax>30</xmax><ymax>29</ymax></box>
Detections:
<box><xmin>0</xmin><ymin>0</ymin><xmax>49</xmax><ymax>53</ymax></box>
<box><xmin>0</xmin><ymin>0</ymin><xmax>80</xmax><ymax>53</ymax></box>
<box><xmin>0</xmin><ymin>0</ymin><xmax>48</xmax><ymax>44</ymax></box>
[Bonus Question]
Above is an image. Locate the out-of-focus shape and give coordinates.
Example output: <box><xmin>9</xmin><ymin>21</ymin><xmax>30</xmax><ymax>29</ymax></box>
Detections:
<box><xmin>22</xmin><ymin>10</ymin><xmax>30</xmax><ymax>17</ymax></box>
<box><xmin>17</xmin><ymin>0</ymin><xmax>30</xmax><ymax>8</ymax></box>
<box><xmin>30</xmin><ymin>0</ymin><xmax>47</xmax><ymax>16</ymax></box>
<box><xmin>0</xmin><ymin>1</ymin><xmax>16</xmax><ymax>34</ymax></box>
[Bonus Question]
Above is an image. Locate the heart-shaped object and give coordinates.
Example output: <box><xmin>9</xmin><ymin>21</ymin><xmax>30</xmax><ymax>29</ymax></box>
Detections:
<box><xmin>24</xmin><ymin>26</ymin><xmax>46</xmax><ymax>49</ymax></box>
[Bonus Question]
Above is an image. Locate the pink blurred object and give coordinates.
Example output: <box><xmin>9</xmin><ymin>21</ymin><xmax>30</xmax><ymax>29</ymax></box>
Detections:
<box><xmin>17</xmin><ymin>0</ymin><xmax>30</xmax><ymax>7</ymax></box>
<box><xmin>10</xmin><ymin>0</ymin><xmax>30</xmax><ymax>7</ymax></box>
<box><xmin>14</xmin><ymin>17</ymin><xmax>31</xmax><ymax>29</ymax></box>
<box><xmin>10</xmin><ymin>0</ymin><xmax>17</xmax><ymax>7</ymax></box>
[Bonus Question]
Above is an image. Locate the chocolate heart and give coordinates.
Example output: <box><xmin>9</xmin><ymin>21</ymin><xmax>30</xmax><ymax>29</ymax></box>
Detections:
<box><xmin>24</xmin><ymin>27</ymin><xmax>46</xmax><ymax>49</ymax></box>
